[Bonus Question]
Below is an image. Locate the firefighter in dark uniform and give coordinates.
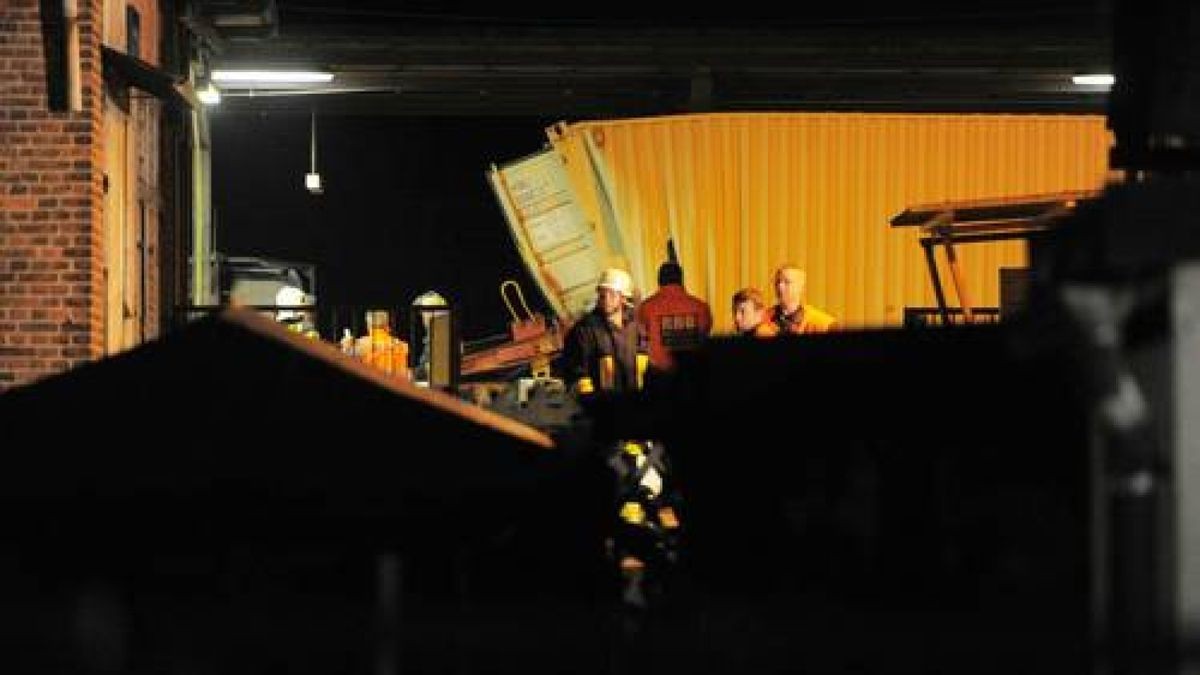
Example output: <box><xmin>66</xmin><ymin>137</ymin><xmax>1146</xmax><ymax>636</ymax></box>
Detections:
<box><xmin>562</xmin><ymin>267</ymin><xmax>681</xmax><ymax>639</ymax></box>
<box><xmin>562</xmin><ymin>267</ymin><xmax>647</xmax><ymax>395</ymax></box>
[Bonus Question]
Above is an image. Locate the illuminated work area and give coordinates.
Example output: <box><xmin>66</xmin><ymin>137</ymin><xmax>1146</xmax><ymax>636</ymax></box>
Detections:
<box><xmin>1</xmin><ymin>0</ymin><xmax>1197</xmax><ymax>673</ymax></box>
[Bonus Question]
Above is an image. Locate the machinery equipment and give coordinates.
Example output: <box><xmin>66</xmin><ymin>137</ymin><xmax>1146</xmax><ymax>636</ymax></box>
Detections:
<box><xmin>461</xmin><ymin>280</ymin><xmax>564</xmax><ymax>380</ymax></box>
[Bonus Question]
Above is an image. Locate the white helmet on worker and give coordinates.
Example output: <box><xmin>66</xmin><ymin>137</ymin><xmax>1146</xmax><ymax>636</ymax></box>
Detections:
<box><xmin>274</xmin><ymin>285</ymin><xmax>308</xmax><ymax>323</ymax></box>
<box><xmin>596</xmin><ymin>267</ymin><xmax>634</xmax><ymax>299</ymax></box>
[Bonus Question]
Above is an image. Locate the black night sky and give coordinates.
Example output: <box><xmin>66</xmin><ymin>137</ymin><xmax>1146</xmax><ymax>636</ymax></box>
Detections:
<box><xmin>210</xmin><ymin>113</ymin><xmax>560</xmax><ymax>340</ymax></box>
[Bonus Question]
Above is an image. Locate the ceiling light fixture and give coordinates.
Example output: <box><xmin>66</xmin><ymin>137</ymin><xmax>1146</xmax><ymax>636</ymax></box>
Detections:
<box><xmin>212</xmin><ymin>70</ymin><xmax>334</xmax><ymax>84</ymax></box>
<box><xmin>1071</xmin><ymin>73</ymin><xmax>1115</xmax><ymax>87</ymax></box>
<box><xmin>306</xmin><ymin>110</ymin><xmax>323</xmax><ymax>195</ymax></box>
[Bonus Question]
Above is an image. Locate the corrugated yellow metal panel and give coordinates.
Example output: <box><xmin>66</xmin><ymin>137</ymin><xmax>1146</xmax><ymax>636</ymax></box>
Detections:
<box><xmin>548</xmin><ymin>112</ymin><xmax>1111</xmax><ymax>331</ymax></box>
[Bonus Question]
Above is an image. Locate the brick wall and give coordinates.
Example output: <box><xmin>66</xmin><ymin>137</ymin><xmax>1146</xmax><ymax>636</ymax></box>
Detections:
<box><xmin>0</xmin><ymin>0</ymin><xmax>106</xmax><ymax>391</ymax></box>
<box><xmin>107</xmin><ymin>0</ymin><xmax>159</xmax><ymax>64</ymax></box>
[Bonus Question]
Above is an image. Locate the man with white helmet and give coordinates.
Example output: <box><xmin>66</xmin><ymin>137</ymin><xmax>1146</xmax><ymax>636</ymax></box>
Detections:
<box><xmin>561</xmin><ymin>267</ymin><xmax>648</xmax><ymax>394</ymax></box>
<box><xmin>273</xmin><ymin>285</ymin><xmax>317</xmax><ymax>337</ymax></box>
<box><xmin>562</xmin><ymin>267</ymin><xmax>681</xmax><ymax>620</ymax></box>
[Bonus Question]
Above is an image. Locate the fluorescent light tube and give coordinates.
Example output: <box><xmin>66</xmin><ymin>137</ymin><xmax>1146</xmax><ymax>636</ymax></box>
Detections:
<box><xmin>212</xmin><ymin>70</ymin><xmax>335</xmax><ymax>84</ymax></box>
<box><xmin>1071</xmin><ymin>74</ymin><xmax>1114</xmax><ymax>87</ymax></box>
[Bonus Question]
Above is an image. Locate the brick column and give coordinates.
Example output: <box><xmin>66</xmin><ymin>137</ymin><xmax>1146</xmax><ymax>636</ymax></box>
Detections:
<box><xmin>0</xmin><ymin>0</ymin><xmax>105</xmax><ymax>391</ymax></box>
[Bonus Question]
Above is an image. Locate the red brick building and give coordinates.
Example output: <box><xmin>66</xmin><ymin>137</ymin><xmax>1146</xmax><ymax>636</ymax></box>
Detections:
<box><xmin>1</xmin><ymin>0</ymin><xmax>198</xmax><ymax>391</ymax></box>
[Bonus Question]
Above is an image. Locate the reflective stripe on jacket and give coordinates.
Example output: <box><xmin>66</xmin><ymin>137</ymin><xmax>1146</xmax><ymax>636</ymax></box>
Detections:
<box><xmin>561</xmin><ymin>307</ymin><xmax>648</xmax><ymax>392</ymax></box>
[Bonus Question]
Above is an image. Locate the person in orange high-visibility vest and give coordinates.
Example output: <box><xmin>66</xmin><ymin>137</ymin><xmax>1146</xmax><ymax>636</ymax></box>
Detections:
<box><xmin>637</xmin><ymin>261</ymin><xmax>713</xmax><ymax>371</ymax></box>
<box><xmin>767</xmin><ymin>264</ymin><xmax>838</xmax><ymax>334</ymax></box>
<box><xmin>731</xmin><ymin>287</ymin><xmax>779</xmax><ymax>338</ymax></box>
<box><xmin>353</xmin><ymin>309</ymin><xmax>410</xmax><ymax>379</ymax></box>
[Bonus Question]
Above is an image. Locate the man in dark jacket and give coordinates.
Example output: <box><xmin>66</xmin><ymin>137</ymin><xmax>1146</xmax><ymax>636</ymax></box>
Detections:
<box><xmin>562</xmin><ymin>267</ymin><xmax>648</xmax><ymax>394</ymax></box>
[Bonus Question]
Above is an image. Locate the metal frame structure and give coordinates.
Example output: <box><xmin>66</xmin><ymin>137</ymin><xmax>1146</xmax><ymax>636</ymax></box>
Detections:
<box><xmin>890</xmin><ymin>190</ymin><xmax>1099</xmax><ymax>325</ymax></box>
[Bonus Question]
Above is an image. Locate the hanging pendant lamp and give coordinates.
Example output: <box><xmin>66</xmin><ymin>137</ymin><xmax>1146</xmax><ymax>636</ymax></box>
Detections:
<box><xmin>305</xmin><ymin>110</ymin><xmax>323</xmax><ymax>194</ymax></box>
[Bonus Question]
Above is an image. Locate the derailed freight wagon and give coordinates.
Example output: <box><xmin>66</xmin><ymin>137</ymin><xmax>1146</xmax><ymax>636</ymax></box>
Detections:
<box><xmin>489</xmin><ymin>112</ymin><xmax>1113</xmax><ymax>331</ymax></box>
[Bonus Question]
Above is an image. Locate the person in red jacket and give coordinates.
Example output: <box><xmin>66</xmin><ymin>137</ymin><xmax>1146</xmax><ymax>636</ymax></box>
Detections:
<box><xmin>767</xmin><ymin>264</ymin><xmax>838</xmax><ymax>334</ymax></box>
<box><xmin>637</xmin><ymin>261</ymin><xmax>713</xmax><ymax>371</ymax></box>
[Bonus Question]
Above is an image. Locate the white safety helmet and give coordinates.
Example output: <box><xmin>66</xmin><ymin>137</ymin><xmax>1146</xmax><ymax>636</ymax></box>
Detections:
<box><xmin>413</xmin><ymin>290</ymin><xmax>448</xmax><ymax>308</ymax></box>
<box><xmin>274</xmin><ymin>285</ymin><xmax>308</xmax><ymax>322</ymax></box>
<box><xmin>596</xmin><ymin>268</ymin><xmax>634</xmax><ymax>299</ymax></box>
